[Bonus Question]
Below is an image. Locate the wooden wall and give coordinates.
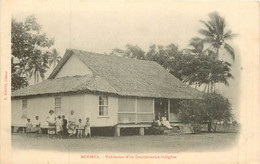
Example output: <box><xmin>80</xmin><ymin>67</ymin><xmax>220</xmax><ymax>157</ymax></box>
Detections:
<box><xmin>55</xmin><ymin>54</ymin><xmax>93</xmax><ymax>78</ymax></box>
<box><xmin>11</xmin><ymin>93</ymin><xmax>118</xmax><ymax>127</ymax></box>
<box><xmin>118</xmin><ymin>97</ymin><xmax>154</xmax><ymax>123</ymax></box>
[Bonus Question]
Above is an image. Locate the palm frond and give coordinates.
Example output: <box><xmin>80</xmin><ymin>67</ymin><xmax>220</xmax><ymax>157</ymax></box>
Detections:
<box><xmin>224</xmin><ymin>43</ymin><xmax>235</xmax><ymax>60</ymax></box>
<box><xmin>202</xmin><ymin>37</ymin><xmax>215</xmax><ymax>44</ymax></box>
<box><xmin>199</xmin><ymin>29</ymin><xmax>214</xmax><ymax>37</ymax></box>
<box><xmin>189</xmin><ymin>37</ymin><xmax>204</xmax><ymax>53</ymax></box>
<box><xmin>208</xmin><ymin>20</ymin><xmax>219</xmax><ymax>36</ymax></box>
<box><xmin>223</xmin><ymin>31</ymin><xmax>237</xmax><ymax>40</ymax></box>
<box><xmin>208</xmin><ymin>12</ymin><xmax>222</xmax><ymax>35</ymax></box>
<box><xmin>199</xmin><ymin>20</ymin><xmax>215</xmax><ymax>34</ymax></box>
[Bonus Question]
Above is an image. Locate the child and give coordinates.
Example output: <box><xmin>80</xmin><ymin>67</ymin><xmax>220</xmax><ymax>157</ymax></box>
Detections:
<box><xmin>26</xmin><ymin>118</ymin><xmax>33</xmax><ymax>137</ymax></box>
<box><xmin>34</xmin><ymin>116</ymin><xmax>42</xmax><ymax>138</ymax></box>
<box><xmin>77</xmin><ymin>119</ymin><xmax>84</xmax><ymax>139</ymax></box>
<box><xmin>56</xmin><ymin>116</ymin><xmax>63</xmax><ymax>138</ymax></box>
<box><xmin>84</xmin><ymin>117</ymin><xmax>91</xmax><ymax>138</ymax></box>
<box><xmin>62</xmin><ymin>115</ymin><xmax>68</xmax><ymax>136</ymax></box>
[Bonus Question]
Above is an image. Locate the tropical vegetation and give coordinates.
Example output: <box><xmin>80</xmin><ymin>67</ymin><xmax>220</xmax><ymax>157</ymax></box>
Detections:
<box><xmin>11</xmin><ymin>15</ymin><xmax>60</xmax><ymax>90</ymax></box>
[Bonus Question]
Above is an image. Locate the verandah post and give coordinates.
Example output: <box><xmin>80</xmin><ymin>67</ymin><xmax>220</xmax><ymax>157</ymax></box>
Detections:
<box><xmin>114</xmin><ymin>126</ymin><xmax>121</xmax><ymax>137</ymax></box>
<box><xmin>139</xmin><ymin>127</ymin><xmax>144</xmax><ymax>136</ymax></box>
<box><xmin>168</xmin><ymin>99</ymin><xmax>171</xmax><ymax>121</ymax></box>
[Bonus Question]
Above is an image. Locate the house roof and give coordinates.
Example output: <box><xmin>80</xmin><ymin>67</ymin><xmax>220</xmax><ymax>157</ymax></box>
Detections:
<box><xmin>12</xmin><ymin>49</ymin><xmax>202</xmax><ymax>99</ymax></box>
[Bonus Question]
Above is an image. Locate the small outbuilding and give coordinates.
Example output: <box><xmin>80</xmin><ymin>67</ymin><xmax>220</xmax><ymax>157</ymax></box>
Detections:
<box><xmin>11</xmin><ymin>49</ymin><xmax>201</xmax><ymax>136</ymax></box>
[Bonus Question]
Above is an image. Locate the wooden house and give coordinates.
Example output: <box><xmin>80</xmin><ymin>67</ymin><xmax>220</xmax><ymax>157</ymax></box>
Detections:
<box><xmin>11</xmin><ymin>49</ymin><xmax>201</xmax><ymax>136</ymax></box>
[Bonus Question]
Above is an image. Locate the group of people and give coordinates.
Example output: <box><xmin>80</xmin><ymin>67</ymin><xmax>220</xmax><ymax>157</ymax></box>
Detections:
<box><xmin>150</xmin><ymin>112</ymin><xmax>173</xmax><ymax>134</ymax></box>
<box><xmin>152</xmin><ymin>112</ymin><xmax>173</xmax><ymax>129</ymax></box>
<box><xmin>26</xmin><ymin>109</ymin><xmax>91</xmax><ymax>139</ymax></box>
<box><xmin>25</xmin><ymin>116</ymin><xmax>42</xmax><ymax>138</ymax></box>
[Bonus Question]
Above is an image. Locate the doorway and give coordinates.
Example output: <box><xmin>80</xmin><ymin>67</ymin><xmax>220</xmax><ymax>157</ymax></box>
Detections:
<box><xmin>154</xmin><ymin>98</ymin><xmax>168</xmax><ymax>120</ymax></box>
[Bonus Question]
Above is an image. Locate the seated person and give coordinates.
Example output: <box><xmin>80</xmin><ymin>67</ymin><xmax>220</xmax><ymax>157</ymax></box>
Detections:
<box><xmin>156</xmin><ymin>113</ymin><xmax>162</xmax><ymax>126</ymax></box>
<box><xmin>161</xmin><ymin>115</ymin><xmax>173</xmax><ymax>129</ymax></box>
<box><xmin>151</xmin><ymin>119</ymin><xmax>163</xmax><ymax>134</ymax></box>
<box><xmin>151</xmin><ymin>119</ymin><xmax>158</xmax><ymax>127</ymax></box>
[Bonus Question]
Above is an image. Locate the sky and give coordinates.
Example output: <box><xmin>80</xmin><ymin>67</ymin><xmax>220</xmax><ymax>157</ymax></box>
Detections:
<box><xmin>12</xmin><ymin>1</ymin><xmax>243</xmax><ymax>55</ymax></box>
<box><xmin>10</xmin><ymin>1</ymin><xmax>259</xmax><ymax>119</ymax></box>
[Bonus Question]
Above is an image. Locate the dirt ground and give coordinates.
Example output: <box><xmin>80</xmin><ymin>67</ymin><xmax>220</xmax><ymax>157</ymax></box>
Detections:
<box><xmin>12</xmin><ymin>132</ymin><xmax>239</xmax><ymax>153</ymax></box>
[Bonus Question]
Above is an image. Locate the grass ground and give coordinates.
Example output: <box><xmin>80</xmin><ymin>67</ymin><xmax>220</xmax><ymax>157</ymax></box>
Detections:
<box><xmin>12</xmin><ymin>132</ymin><xmax>238</xmax><ymax>153</ymax></box>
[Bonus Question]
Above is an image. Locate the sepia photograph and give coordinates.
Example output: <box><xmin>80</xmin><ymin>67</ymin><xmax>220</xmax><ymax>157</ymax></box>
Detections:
<box><xmin>0</xmin><ymin>0</ymin><xmax>259</xmax><ymax>163</ymax></box>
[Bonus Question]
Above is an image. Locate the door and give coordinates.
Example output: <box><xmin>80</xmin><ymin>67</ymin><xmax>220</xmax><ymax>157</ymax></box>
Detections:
<box><xmin>154</xmin><ymin>98</ymin><xmax>168</xmax><ymax>120</ymax></box>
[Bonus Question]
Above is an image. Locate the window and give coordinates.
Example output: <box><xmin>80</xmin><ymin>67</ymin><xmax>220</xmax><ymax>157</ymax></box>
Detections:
<box><xmin>55</xmin><ymin>97</ymin><xmax>61</xmax><ymax>114</ymax></box>
<box><xmin>21</xmin><ymin>99</ymin><xmax>28</xmax><ymax>119</ymax></box>
<box><xmin>99</xmin><ymin>96</ymin><xmax>108</xmax><ymax>116</ymax></box>
<box><xmin>22</xmin><ymin>99</ymin><xmax>27</xmax><ymax>109</ymax></box>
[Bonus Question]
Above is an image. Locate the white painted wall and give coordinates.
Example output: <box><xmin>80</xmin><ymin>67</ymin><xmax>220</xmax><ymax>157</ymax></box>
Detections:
<box><xmin>11</xmin><ymin>96</ymin><xmax>55</xmax><ymax>127</ymax></box>
<box><xmin>11</xmin><ymin>99</ymin><xmax>27</xmax><ymax>126</ymax></box>
<box><xmin>90</xmin><ymin>95</ymin><xmax>118</xmax><ymax>127</ymax></box>
<box><xmin>11</xmin><ymin>94</ymin><xmax>118</xmax><ymax>128</ymax></box>
<box><xmin>55</xmin><ymin>54</ymin><xmax>93</xmax><ymax>78</ymax></box>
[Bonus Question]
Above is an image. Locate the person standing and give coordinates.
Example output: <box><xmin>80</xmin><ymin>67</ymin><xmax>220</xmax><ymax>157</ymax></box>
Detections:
<box><xmin>68</xmin><ymin>110</ymin><xmax>77</xmax><ymax>137</ymax></box>
<box><xmin>26</xmin><ymin>118</ymin><xmax>33</xmax><ymax>137</ymax></box>
<box><xmin>77</xmin><ymin>119</ymin><xmax>84</xmax><ymax>139</ymax></box>
<box><xmin>56</xmin><ymin>115</ymin><xmax>63</xmax><ymax>138</ymax></box>
<box><xmin>46</xmin><ymin>110</ymin><xmax>56</xmax><ymax>139</ymax></box>
<box><xmin>84</xmin><ymin>117</ymin><xmax>91</xmax><ymax>138</ymax></box>
<box><xmin>33</xmin><ymin>116</ymin><xmax>41</xmax><ymax>139</ymax></box>
<box><xmin>62</xmin><ymin>115</ymin><xmax>68</xmax><ymax>136</ymax></box>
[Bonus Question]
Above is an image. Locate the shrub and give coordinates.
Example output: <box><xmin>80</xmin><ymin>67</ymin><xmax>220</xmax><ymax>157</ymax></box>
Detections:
<box><xmin>178</xmin><ymin>99</ymin><xmax>206</xmax><ymax>133</ymax></box>
<box><xmin>203</xmin><ymin>92</ymin><xmax>233</xmax><ymax>132</ymax></box>
<box><xmin>177</xmin><ymin>92</ymin><xmax>234</xmax><ymax>133</ymax></box>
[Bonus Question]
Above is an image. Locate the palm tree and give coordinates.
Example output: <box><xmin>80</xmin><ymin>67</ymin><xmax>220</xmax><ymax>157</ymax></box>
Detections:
<box><xmin>199</xmin><ymin>11</ymin><xmax>236</xmax><ymax>60</ymax></box>
<box><xmin>49</xmin><ymin>49</ymin><xmax>61</xmax><ymax>70</ymax></box>
<box><xmin>27</xmin><ymin>57</ymin><xmax>47</xmax><ymax>84</ymax></box>
<box><xmin>189</xmin><ymin>37</ymin><xmax>204</xmax><ymax>54</ymax></box>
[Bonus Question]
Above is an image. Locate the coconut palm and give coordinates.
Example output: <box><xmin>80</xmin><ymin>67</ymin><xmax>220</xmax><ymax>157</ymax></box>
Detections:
<box><xmin>49</xmin><ymin>49</ymin><xmax>61</xmax><ymax>70</ymax></box>
<box><xmin>199</xmin><ymin>11</ymin><xmax>236</xmax><ymax>60</ymax></box>
<box><xmin>189</xmin><ymin>37</ymin><xmax>204</xmax><ymax>54</ymax></box>
<box><xmin>27</xmin><ymin>57</ymin><xmax>47</xmax><ymax>84</ymax></box>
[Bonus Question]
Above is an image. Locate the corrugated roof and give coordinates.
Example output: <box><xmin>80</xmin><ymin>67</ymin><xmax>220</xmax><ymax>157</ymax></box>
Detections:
<box><xmin>12</xmin><ymin>49</ymin><xmax>202</xmax><ymax>99</ymax></box>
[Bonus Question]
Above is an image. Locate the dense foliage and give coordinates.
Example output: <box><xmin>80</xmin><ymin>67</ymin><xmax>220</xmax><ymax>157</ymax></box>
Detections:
<box><xmin>110</xmin><ymin>43</ymin><xmax>233</xmax><ymax>92</ymax></box>
<box><xmin>110</xmin><ymin>12</ymin><xmax>235</xmax><ymax>93</ymax></box>
<box><xmin>177</xmin><ymin>92</ymin><xmax>233</xmax><ymax>133</ymax></box>
<box><xmin>11</xmin><ymin>16</ymin><xmax>57</xmax><ymax>90</ymax></box>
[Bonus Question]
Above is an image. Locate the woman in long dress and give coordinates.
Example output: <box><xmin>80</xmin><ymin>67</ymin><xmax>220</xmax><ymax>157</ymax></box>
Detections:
<box><xmin>46</xmin><ymin>110</ymin><xmax>56</xmax><ymax>139</ymax></box>
<box><xmin>67</xmin><ymin>110</ymin><xmax>77</xmax><ymax>137</ymax></box>
<box><xmin>56</xmin><ymin>115</ymin><xmax>63</xmax><ymax>138</ymax></box>
<box><xmin>161</xmin><ymin>115</ymin><xmax>173</xmax><ymax>129</ymax></box>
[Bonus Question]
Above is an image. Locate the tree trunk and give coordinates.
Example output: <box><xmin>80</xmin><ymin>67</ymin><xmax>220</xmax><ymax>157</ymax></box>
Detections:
<box><xmin>208</xmin><ymin>120</ymin><xmax>212</xmax><ymax>132</ymax></box>
<box><xmin>53</xmin><ymin>60</ymin><xmax>56</xmax><ymax>70</ymax></box>
<box><xmin>36</xmin><ymin>72</ymin><xmax>39</xmax><ymax>83</ymax></box>
<box><xmin>203</xmin><ymin>84</ymin><xmax>207</xmax><ymax>92</ymax></box>
<box><xmin>216</xmin><ymin>48</ymin><xmax>219</xmax><ymax>60</ymax></box>
<box><xmin>34</xmin><ymin>71</ymin><xmax>36</xmax><ymax>85</ymax></box>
